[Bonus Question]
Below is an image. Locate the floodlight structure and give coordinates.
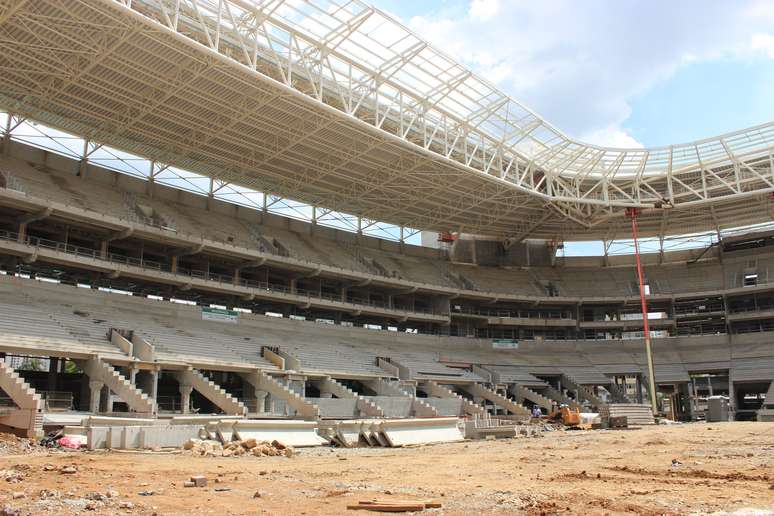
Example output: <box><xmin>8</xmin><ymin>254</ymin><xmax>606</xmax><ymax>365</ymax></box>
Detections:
<box><xmin>0</xmin><ymin>0</ymin><xmax>772</xmax><ymax>242</ymax></box>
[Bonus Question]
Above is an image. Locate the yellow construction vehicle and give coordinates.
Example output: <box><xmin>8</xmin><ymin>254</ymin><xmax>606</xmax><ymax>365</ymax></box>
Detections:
<box><xmin>547</xmin><ymin>405</ymin><xmax>581</xmax><ymax>427</ymax></box>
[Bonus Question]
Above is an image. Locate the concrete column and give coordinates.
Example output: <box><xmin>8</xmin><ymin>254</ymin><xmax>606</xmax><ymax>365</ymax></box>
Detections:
<box><xmin>254</xmin><ymin>390</ymin><xmax>268</xmax><ymax>413</ymax></box>
<box><xmin>89</xmin><ymin>380</ymin><xmax>104</xmax><ymax>413</ymax></box>
<box><xmin>47</xmin><ymin>357</ymin><xmax>59</xmax><ymax>391</ymax></box>
<box><xmin>341</xmin><ymin>287</ymin><xmax>348</xmax><ymax>302</ymax></box>
<box><xmin>179</xmin><ymin>384</ymin><xmax>193</xmax><ymax>414</ymax></box>
<box><xmin>290</xmin><ymin>278</ymin><xmax>297</xmax><ymax>295</ymax></box>
<box><xmin>17</xmin><ymin>222</ymin><xmax>27</xmax><ymax>243</ymax></box>
<box><xmin>170</xmin><ymin>256</ymin><xmax>179</xmax><ymax>274</ymax></box>
<box><xmin>100</xmin><ymin>240</ymin><xmax>108</xmax><ymax>259</ymax></box>
<box><xmin>128</xmin><ymin>365</ymin><xmax>137</xmax><ymax>385</ymax></box>
<box><xmin>151</xmin><ymin>367</ymin><xmax>160</xmax><ymax>401</ymax></box>
<box><xmin>104</xmin><ymin>386</ymin><xmax>114</xmax><ymax>413</ymax></box>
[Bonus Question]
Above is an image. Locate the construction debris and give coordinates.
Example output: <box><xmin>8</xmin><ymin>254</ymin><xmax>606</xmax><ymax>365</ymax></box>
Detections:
<box><xmin>0</xmin><ymin>433</ymin><xmax>36</xmax><ymax>456</ymax></box>
<box><xmin>347</xmin><ymin>499</ymin><xmax>442</xmax><ymax>512</ymax></box>
<box><xmin>182</xmin><ymin>438</ymin><xmax>294</xmax><ymax>458</ymax></box>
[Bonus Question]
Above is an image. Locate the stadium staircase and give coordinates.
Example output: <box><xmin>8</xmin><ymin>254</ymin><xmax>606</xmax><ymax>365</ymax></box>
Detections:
<box><xmin>319</xmin><ymin>377</ymin><xmax>383</xmax><ymax>417</ymax></box>
<box><xmin>245</xmin><ymin>371</ymin><xmax>319</xmax><ymax>419</ymax></box>
<box><xmin>758</xmin><ymin>381</ymin><xmax>774</xmax><ymax>422</ymax></box>
<box><xmin>560</xmin><ymin>373</ymin><xmax>606</xmax><ymax>409</ymax></box>
<box><xmin>175</xmin><ymin>369</ymin><xmax>246</xmax><ymax>416</ymax></box>
<box><xmin>464</xmin><ymin>383</ymin><xmax>531</xmax><ymax>418</ymax></box>
<box><xmin>511</xmin><ymin>384</ymin><xmax>554</xmax><ymax>412</ymax></box>
<box><xmin>606</xmin><ymin>382</ymin><xmax>633</xmax><ymax>403</ymax></box>
<box><xmin>367</xmin><ymin>378</ymin><xmax>439</xmax><ymax>417</ymax></box>
<box><xmin>542</xmin><ymin>385</ymin><xmax>584</xmax><ymax>411</ymax></box>
<box><xmin>420</xmin><ymin>380</ymin><xmax>486</xmax><ymax>416</ymax></box>
<box><xmin>0</xmin><ymin>361</ymin><xmax>43</xmax><ymax>437</ymax></box>
<box><xmin>84</xmin><ymin>358</ymin><xmax>154</xmax><ymax>414</ymax></box>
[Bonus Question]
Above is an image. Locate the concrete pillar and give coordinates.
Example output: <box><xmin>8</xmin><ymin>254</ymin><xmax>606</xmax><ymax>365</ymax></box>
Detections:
<box><xmin>254</xmin><ymin>390</ymin><xmax>268</xmax><ymax>413</ymax></box>
<box><xmin>128</xmin><ymin>364</ymin><xmax>137</xmax><ymax>385</ymax></box>
<box><xmin>100</xmin><ymin>240</ymin><xmax>108</xmax><ymax>259</ymax></box>
<box><xmin>170</xmin><ymin>256</ymin><xmax>178</xmax><ymax>274</ymax></box>
<box><xmin>341</xmin><ymin>287</ymin><xmax>348</xmax><ymax>302</ymax></box>
<box><xmin>17</xmin><ymin>222</ymin><xmax>27</xmax><ymax>243</ymax></box>
<box><xmin>179</xmin><ymin>384</ymin><xmax>193</xmax><ymax>414</ymax></box>
<box><xmin>104</xmin><ymin>386</ymin><xmax>114</xmax><ymax>413</ymax></box>
<box><xmin>290</xmin><ymin>278</ymin><xmax>297</xmax><ymax>295</ymax></box>
<box><xmin>89</xmin><ymin>380</ymin><xmax>104</xmax><ymax>413</ymax></box>
<box><xmin>151</xmin><ymin>367</ymin><xmax>160</xmax><ymax>401</ymax></box>
<box><xmin>47</xmin><ymin>357</ymin><xmax>59</xmax><ymax>391</ymax></box>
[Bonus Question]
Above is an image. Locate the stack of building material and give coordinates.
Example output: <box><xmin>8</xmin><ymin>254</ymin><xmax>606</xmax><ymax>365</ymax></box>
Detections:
<box><xmin>599</xmin><ymin>404</ymin><xmax>655</xmax><ymax>425</ymax></box>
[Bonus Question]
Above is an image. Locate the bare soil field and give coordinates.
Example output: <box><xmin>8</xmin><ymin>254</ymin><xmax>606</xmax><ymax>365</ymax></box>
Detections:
<box><xmin>1</xmin><ymin>422</ymin><xmax>773</xmax><ymax>515</ymax></box>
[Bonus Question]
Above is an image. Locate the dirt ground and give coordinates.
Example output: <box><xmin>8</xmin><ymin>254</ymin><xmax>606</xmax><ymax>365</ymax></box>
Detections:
<box><xmin>1</xmin><ymin>422</ymin><xmax>773</xmax><ymax>515</ymax></box>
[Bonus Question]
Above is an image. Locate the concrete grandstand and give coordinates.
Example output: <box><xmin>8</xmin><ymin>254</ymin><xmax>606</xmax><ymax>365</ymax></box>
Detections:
<box><xmin>0</xmin><ymin>0</ymin><xmax>772</xmax><ymax>440</ymax></box>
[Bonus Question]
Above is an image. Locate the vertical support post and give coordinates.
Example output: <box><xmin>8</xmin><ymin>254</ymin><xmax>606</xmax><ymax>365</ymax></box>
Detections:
<box><xmin>79</xmin><ymin>139</ymin><xmax>90</xmax><ymax>178</ymax></box>
<box><xmin>179</xmin><ymin>384</ymin><xmax>193</xmax><ymax>414</ymax></box>
<box><xmin>89</xmin><ymin>380</ymin><xmax>104</xmax><ymax>413</ymax></box>
<box><xmin>2</xmin><ymin>113</ymin><xmax>12</xmax><ymax>157</ymax></box>
<box><xmin>627</xmin><ymin>208</ymin><xmax>658</xmax><ymax>415</ymax></box>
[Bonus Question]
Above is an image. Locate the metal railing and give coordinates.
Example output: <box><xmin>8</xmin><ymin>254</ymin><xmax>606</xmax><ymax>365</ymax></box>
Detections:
<box><xmin>40</xmin><ymin>390</ymin><xmax>74</xmax><ymax>411</ymax></box>
<box><xmin>0</xmin><ymin>229</ymin><xmax>439</xmax><ymax>316</ymax></box>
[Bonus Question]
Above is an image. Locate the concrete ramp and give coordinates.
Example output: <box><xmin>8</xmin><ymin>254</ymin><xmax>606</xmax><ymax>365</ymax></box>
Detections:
<box><xmin>232</xmin><ymin>419</ymin><xmax>328</xmax><ymax>447</ymax></box>
<box><xmin>379</xmin><ymin>417</ymin><xmax>464</xmax><ymax>447</ymax></box>
<box><xmin>0</xmin><ymin>361</ymin><xmax>42</xmax><ymax>437</ymax></box>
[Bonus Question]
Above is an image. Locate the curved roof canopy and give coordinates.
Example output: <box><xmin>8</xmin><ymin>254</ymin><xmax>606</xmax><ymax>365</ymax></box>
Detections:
<box><xmin>0</xmin><ymin>0</ymin><xmax>772</xmax><ymax>240</ymax></box>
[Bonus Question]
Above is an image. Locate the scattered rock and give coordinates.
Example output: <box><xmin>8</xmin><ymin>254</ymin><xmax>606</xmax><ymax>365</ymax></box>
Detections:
<box><xmin>190</xmin><ymin>475</ymin><xmax>207</xmax><ymax>487</ymax></box>
<box><xmin>119</xmin><ymin>501</ymin><xmax>134</xmax><ymax>509</ymax></box>
<box><xmin>10</xmin><ymin>493</ymin><xmax>24</xmax><ymax>500</ymax></box>
<box><xmin>59</xmin><ymin>465</ymin><xmax>77</xmax><ymax>475</ymax></box>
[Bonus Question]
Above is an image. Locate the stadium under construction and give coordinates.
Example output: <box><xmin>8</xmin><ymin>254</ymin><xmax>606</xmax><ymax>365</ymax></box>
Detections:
<box><xmin>0</xmin><ymin>0</ymin><xmax>772</xmax><ymax>450</ymax></box>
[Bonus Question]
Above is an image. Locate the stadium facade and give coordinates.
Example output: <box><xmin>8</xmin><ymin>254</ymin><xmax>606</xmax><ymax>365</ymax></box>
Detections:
<box><xmin>0</xmin><ymin>0</ymin><xmax>772</xmax><ymax>437</ymax></box>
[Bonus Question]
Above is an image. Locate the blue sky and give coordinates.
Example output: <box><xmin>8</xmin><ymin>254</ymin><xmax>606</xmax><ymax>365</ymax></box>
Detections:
<box><xmin>371</xmin><ymin>0</ymin><xmax>774</xmax><ymax>148</ymax></box>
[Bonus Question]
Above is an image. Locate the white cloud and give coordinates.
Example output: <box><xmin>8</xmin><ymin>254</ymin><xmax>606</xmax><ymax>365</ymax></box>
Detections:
<box><xmin>582</xmin><ymin>126</ymin><xmax>645</xmax><ymax>149</ymax></box>
<box><xmin>469</xmin><ymin>0</ymin><xmax>499</xmax><ymax>21</ymax></box>
<box><xmin>404</xmin><ymin>0</ymin><xmax>774</xmax><ymax>148</ymax></box>
<box><xmin>751</xmin><ymin>33</ymin><xmax>774</xmax><ymax>58</ymax></box>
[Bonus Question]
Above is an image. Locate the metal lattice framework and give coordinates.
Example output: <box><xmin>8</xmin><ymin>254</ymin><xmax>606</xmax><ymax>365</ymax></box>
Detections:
<box><xmin>0</xmin><ymin>0</ymin><xmax>773</xmax><ymax>240</ymax></box>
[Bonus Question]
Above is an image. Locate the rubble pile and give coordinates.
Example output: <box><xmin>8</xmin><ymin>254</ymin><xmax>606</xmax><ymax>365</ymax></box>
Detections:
<box><xmin>0</xmin><ymin>433</ymin><xmax>36</xmax><ymax>456</ymax></box>
<box><xmin>183</xmin><ymin>438</ymin><xmax>294</xmax><ymax>458</ymax></box>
